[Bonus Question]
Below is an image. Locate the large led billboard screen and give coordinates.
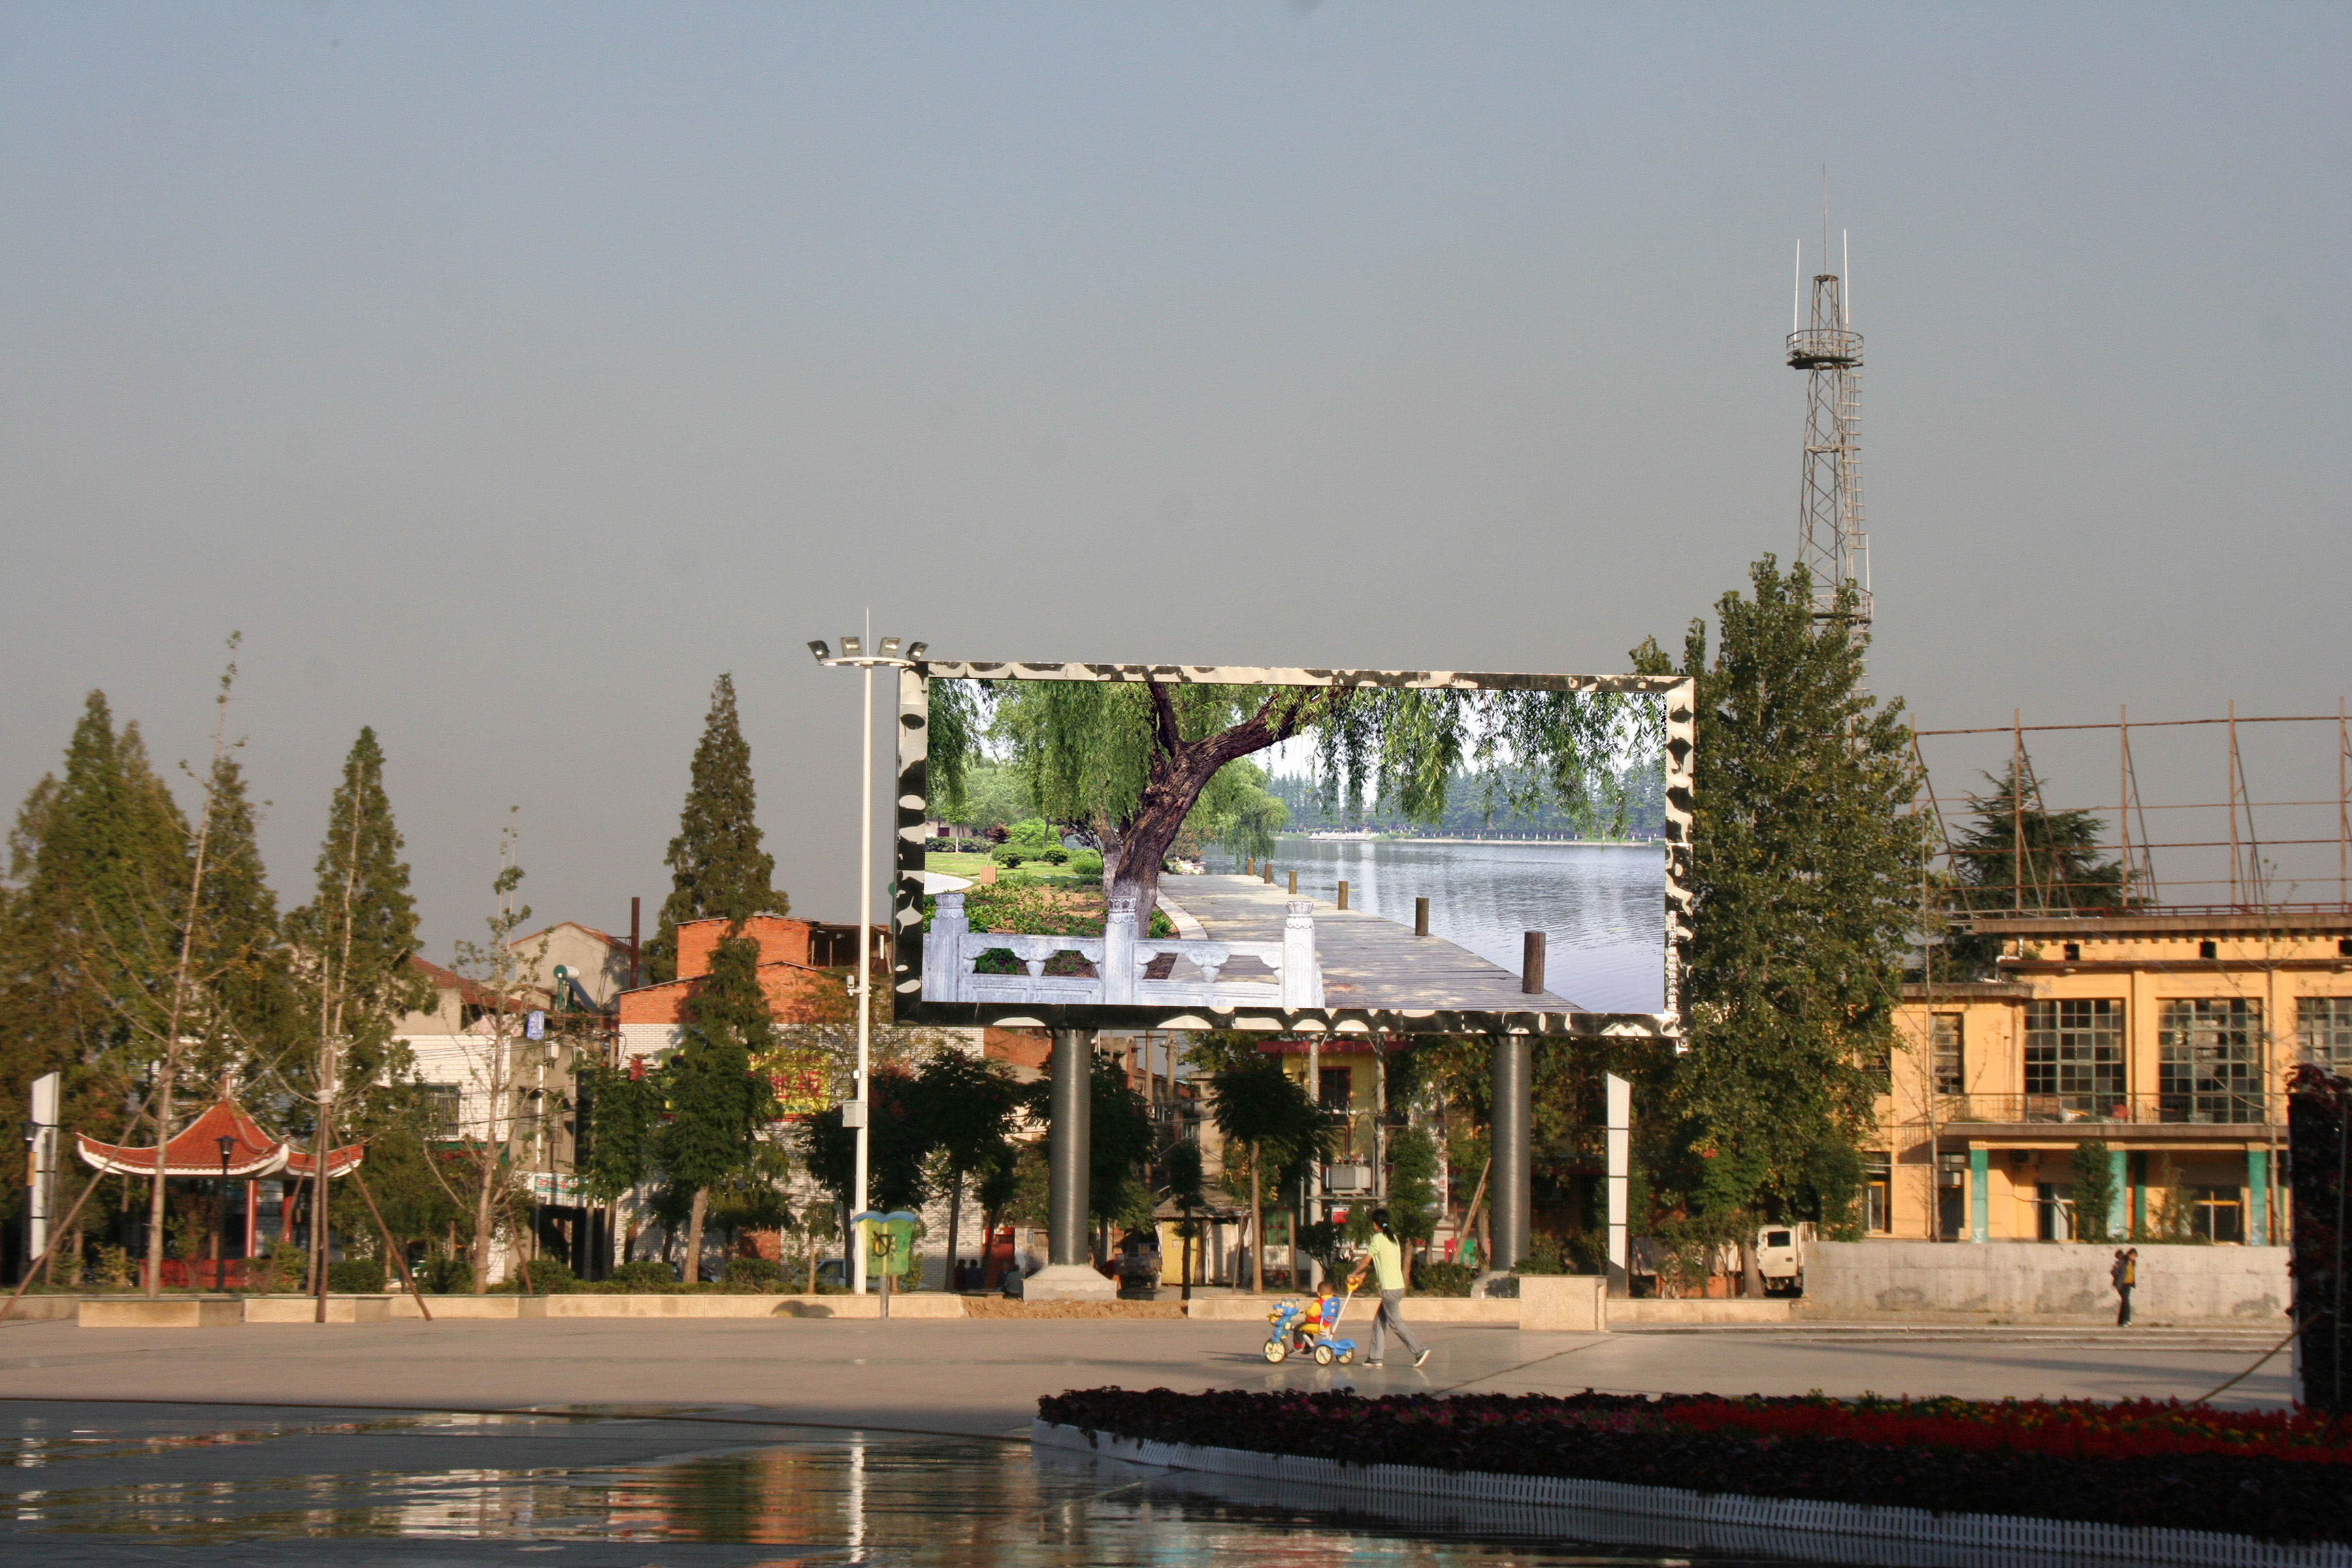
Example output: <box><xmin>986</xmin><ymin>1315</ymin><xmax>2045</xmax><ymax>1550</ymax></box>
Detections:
<box><xmin>892</xmin><ymin>663</ymin><xmax>1692</xmax><ymax>1037</ymax></box>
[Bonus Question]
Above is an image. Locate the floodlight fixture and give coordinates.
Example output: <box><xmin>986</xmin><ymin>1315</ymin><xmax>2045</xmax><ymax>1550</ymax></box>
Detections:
<box><xmin>840</xmin><ymin>635</ymin><xmax>862</xmax><ymax>657</ymax></box>
<box><xmin>808</xmin><ymin>640</ymin><xmax>832</xmax><ymax>662</ymax></box>
<box><xmin>879</xmin><ymin>636</ymin><xmax>901</xmax><ymax>656</ymax></box>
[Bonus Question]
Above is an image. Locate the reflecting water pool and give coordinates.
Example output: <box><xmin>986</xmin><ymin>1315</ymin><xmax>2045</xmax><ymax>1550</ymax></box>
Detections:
<box><xmin>0</xmin><ymin>1402</ymin><xmax>1817</xmax><ymax>1567</ymax></box>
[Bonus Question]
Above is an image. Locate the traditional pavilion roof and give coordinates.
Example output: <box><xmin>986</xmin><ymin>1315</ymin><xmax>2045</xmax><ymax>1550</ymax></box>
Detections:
<box><xmin>75</xmin><ymin>1096</ymin><xmax>363</xmax><ymax>1180</ymax></box>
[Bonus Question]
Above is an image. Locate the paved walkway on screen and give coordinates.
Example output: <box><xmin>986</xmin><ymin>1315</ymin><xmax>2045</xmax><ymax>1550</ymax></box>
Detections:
<box><xmin>1160</xmin><ymin>874</ymin><xmax>1580</xmax><ymax>1011</ymax></box>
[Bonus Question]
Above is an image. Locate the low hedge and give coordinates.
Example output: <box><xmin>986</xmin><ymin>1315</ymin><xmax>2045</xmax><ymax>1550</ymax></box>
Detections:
<box><xmin>1037</xmin><ymin>1388</ymin><xmax>2352</xmax><ymax>1544</ymax></box>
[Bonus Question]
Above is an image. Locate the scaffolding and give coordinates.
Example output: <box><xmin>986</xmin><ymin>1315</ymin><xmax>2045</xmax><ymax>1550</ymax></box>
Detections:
<box><xmin>1912</xmin><ymin>704</ymin><xmax>2352</xmax><ymax>915</ymax></box>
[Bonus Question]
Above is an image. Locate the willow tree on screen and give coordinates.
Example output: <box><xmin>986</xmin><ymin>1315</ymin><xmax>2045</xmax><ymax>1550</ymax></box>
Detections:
<box><xmin>929</xmin><ymin>677</ymin><xmax>1656</xmax><ymax>919</ymax></box>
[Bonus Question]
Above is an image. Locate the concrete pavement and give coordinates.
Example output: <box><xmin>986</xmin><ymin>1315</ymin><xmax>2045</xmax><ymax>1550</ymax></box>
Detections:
<box><xmin>0</xmin><ymin>1315</ymin><xmax>2293</xmax><ymax>1438</ymax></box>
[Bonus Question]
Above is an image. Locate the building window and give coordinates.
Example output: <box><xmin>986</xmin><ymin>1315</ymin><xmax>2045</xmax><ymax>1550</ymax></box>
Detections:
<box><xmin>2191</xmin><ymin>1186</ymin><xmax>2245</xmax><ymax>1244</ymax></box>
<box><xmin>1864</xmin><ymin>1151</ymin><xmax>1892</xmax><ymax>1232</ymax></box>
<box><xmin>1318</xmin><ymin>1066</ymin><xmax>1353</xmax><ymax>1110</ymax></box>
<box><xmin>2024</xmin><ymin>1000</ymin><xmax>2125</xmax><ymax>1115</ymax></box>
<box><xmin>1931</xmin><ymin>1015</ymin><xmax>1964</xmax><ymax>1095</ymax></box>
<box><xmin>419</xmin><ymin>1083</ymin><xmax>462</xmax><ymax>1138</ymax></box>
<box><xmin>2159</xmin><ymin>999</ymin><xmax>2265</xmax><ymax>1123</ymax></box>
<box><xmin>2299</xmin><ymin>998</ymin><xmax>2352</xmax><ymax>1071</ymax></box>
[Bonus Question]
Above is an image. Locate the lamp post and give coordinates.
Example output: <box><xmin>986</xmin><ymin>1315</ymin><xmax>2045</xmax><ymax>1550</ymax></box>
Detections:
<box><xmin>215</xmin><ymin>1134</ymin><xmax>235</xmax><ymax>1292</ymax></box>
<box><xmin>809</xmin><ymin>623</ymin><xmax>925</xmax><ymax>1294</ymax></box>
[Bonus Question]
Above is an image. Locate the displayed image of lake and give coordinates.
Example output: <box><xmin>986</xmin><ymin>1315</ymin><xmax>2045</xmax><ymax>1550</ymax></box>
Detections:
<box><xmin>1209</xmin><ymin>837</ymin><xmax>1667</xmax><ymax>1013</ymax></box>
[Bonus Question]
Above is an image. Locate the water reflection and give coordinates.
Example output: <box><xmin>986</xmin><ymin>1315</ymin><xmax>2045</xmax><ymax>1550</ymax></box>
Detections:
<box><xmin>1213</xmin><ymin>839</ymin><xmax>1667</xmax><ymax>1012</ymax></box>
<box><xmin>0</xmin><ymin>1409</ymin><xmax>1799</xmax><ymax>1565</ymax></box>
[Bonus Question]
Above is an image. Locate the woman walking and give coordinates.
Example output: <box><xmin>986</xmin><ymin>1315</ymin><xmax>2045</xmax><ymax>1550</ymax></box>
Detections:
<box><xmin>1348</xmin><ymin>1208</ymin><xmax>1430</xmax><ymax>1369</ymax></box>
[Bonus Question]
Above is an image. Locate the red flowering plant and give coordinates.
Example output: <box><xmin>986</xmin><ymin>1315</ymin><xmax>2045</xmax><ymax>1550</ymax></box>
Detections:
<box><xmin>1039</xmin><ymin>1388</ymin><xmax>2352</xmax><ymax>1543</ymax></box>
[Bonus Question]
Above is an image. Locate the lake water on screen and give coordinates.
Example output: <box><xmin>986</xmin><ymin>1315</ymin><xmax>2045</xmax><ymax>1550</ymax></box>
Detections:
<box><xmin>1211</xmin><ymin>838</ymin><xmax>1667</xmax><ymax>1013</ymax></box>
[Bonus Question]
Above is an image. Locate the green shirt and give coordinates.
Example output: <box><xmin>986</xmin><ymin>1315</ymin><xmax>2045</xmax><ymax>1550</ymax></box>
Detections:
<box><xmin>1366</xmin><ymin>1232</ymin><xmax>1406</xmax><ymax>1292</ymax></box>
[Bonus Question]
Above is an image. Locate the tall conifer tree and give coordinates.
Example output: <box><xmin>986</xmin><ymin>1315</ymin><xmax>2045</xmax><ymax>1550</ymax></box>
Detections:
<box><xmin>647</xmin><ymin>675</ymin><xmax>782</xmax><ymax>983</ymax></box>
<box><xmin>660</xmin><ymin>931</ymin><xmax>779</xmax><ymax>1277</ymax></box>
<box><xmin>189</xmin><ymin>753</ymin><xmax>299</xmax><ymax>1084</ymax></box>
<box><xmin>285</xmin><ymin>729</ymin><xmax>433</xmax><ymax>1286</ymax></box>
<box><xmin>0</xmin><ymin>695</ymin><xmax>191</xmax><ymax>1232</ymax></box>
<box><xmin>1633</xmin><ymin>558</ymin><xmax>1925</xmax><ymax>1279</ymax></box>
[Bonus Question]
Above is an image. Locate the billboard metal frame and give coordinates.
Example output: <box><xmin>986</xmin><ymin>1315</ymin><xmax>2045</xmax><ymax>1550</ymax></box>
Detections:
<box><xmin>893</xmin><ymin>662</ymin><xmax>1695</xmax><ymax>1039</ymax></box>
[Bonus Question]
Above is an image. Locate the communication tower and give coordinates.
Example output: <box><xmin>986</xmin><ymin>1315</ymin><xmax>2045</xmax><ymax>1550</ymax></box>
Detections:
<box><xmin>1787</xmin><ymin>232</ymin><xmax>1870</xmax><ymax>636</ymax></box>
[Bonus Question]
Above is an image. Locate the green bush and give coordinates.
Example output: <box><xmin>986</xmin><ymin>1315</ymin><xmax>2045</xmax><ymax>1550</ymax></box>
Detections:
<box><xmin>522</xmin><ymin>1256</ymin><xmax>578</xmax><ymax>1294</ymax></box>
<box><xmin>723</xmin><ymin>1256</ymin><xmax>783</xmax><ymax>1290</ymax></box>
<box><xmin>1069</xmin><ymin>849</ymin><xmax>1103</xmax><ymax>877</ymax></box>
<box><xmin>421</xmin><ymin>1250</ymin><xmax>472</xmax><ymax>1294</ymax></box>
<box><xmin>1412</xmin><ymin>1260</ymin><xmax>1476</xmax><ymax>1296</ymax></box>
<box><xmin>1039</xmin><ymin>846</ymin><xmax>1070</xmax><ymax>864</ymax></box>
<box><xmin>608</xmin><ymin>1259</ymin><xmax>675</xmax><ymax>1290</ymax></box>
<box><xmin>991</xmin><ymin>846</ymin><xmax>1028</xmax><ymax>867</ymax></box>
<box><xmin>327</xmin><ymin>1258</ymin><xmax>386</xmax><ymax>1293</ymax></box>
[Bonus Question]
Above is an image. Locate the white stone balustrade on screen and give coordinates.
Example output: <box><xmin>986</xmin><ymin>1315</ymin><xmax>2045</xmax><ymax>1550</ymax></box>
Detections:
<box><xmin>924</xmin><ymin>892</ymin><xmax>1324</xmax><ymax>1010</ymax></box>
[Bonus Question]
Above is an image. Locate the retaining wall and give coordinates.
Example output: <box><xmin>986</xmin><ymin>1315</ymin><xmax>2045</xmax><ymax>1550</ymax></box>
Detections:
<box><xmin>1807</xmin><ymin>1241</ymin><xmax>2290</xmax><ymax>1321</ymax></box>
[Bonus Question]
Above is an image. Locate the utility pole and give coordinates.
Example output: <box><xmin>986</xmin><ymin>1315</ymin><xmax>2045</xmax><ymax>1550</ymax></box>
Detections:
<box><xmin>810</xmin><ymin>622</ymin><xmax>924</xmax><ymax>1295</ymax></box>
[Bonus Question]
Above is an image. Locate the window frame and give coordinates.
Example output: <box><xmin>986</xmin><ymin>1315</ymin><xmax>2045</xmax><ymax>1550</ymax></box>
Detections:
<box><xmin>2023</xmin><ymin>999</ymin><xmax>2126</xmax><ymax>1115</ymax></box>
<box><xmin>2159</xmin><ymin>998</ymin><xmax>2266</xmax><ymax>1124</ymax></box>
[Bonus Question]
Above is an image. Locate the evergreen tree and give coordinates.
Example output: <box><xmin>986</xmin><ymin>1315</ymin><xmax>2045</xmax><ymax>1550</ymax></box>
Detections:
<box><xmin>647</xmin><ymin>675</ymin><xmax>782</xmax><ymax>984</ymax></box>
<box><xmin>1936</xmin><ymin>759</ymin><xmax>2132</xmax><ymax>979</ymax></box>
<box><xmin>284</xmin><ymin>728</ymin><xmax>434</xmax><ymax>1287</ymax></box>
<box><xmin>187</xmin><ymin>752</ymin><xmax>300</xmax><ymax>1085</ymax></box>
<box><xmin>0</xmin><ymin>695</ymin><xmax>192</xmax><ymax>1256</ymax></box>
<box><xmin>659</xmin><ymin>930</ymin><xmax>780</xmax><ymax>1279</ymax></box>
<box><xmin>1633</xmin><ymin>557</ymin><xmax>1925</xmax><ymax>1289</ymax></box>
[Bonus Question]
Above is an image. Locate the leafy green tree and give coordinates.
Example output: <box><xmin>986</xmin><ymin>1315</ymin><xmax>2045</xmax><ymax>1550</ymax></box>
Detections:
<box><xmin>1209</xmin><ymin>1056</ymin><xmax>1328</xmax><ymax>1292</ymax></box>
<box><xmin>647</xmin><ymin>674</ymin><xmax>783</xmax><ymax>984</ymax></box>
<box><xmin>1386</xmin><ymin>1125</ymin><xmax>1442</xmax><ymax>1277</ymax></box>
<box><xmin>443</xmin><ymin>829</ymin><xmax>544</xmax><ymax>1292</ymax></box>
<box><xmin>1162</xmin><ymin>1137</ymin><xmax>1207</xmax><ymax>1298</ymax></box>
<box><xmin>932</xmin><ymin>677</ymin><xmax>1648</xmax><ymax>917</ymax></box>
<box><xmin>913</xmin><ymin>1049</ymin><xmax>1022</xmax><ymax>1288</ymax></box>
<box><xmin>2072</xmin><ymin>1139</ymin><xmax>2118</xmax><ymax>1244</ymax></box>
<box><xmin>284</xmin><ymin>727</ymin><xmax>436</xmax><ymax>1291</ymax></box>
<box><xmin>1088</xmin><ymin>1050</ymin><xmax>1157</xmax><ymax>1247</ymax></box>
<box><xmin>1633</xmin><ymin>558</ymin><xmax>1924</xmax><ymax>1294</ymax></box>
<box><xmin>660</xmin><ymin>930</ymin><xmax>780</xmax><ymax>1278</ymax></box>
<box><xmin>577</xmin><ymin>1058</ymin><xmax>664</xmax><ymax>1205</ymax></box>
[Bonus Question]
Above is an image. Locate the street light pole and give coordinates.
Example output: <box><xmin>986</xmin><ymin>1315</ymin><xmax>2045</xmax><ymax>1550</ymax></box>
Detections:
<box><xmin>810</xmin><ymin>623</ymin><xmax>925</xmax><ymax>1296</ymax></box>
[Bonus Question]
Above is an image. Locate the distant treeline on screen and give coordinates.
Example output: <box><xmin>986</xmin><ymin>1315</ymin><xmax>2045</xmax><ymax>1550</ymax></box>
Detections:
<box><xmin>1266</xmin><ymin>760</ymin><xmax>1666</xmax><ymax>838</ymax></box>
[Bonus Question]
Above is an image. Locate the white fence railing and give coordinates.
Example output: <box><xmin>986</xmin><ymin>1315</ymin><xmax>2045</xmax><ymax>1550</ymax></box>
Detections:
<box><xmin>924</xmin><ymin>893</ymin><xmax>1323</xmax><ymax>1009</ymax></box>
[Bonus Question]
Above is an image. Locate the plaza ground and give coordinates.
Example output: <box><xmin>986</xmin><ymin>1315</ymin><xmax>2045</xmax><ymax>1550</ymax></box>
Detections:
<box><xmin>0</xmin><ymin>1317</ymin><xmax>2296</xmax><ymax>1565</ymax></box>
<box><xmin>0</xmin><ymin>1315</ymin><xmax>2291</xmax><ymax>1436</ymax></box>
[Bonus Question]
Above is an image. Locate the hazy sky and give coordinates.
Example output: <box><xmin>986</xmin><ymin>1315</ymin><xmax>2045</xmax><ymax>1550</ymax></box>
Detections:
<box><xmin>3</xmin><ymin>3</ymin><xmax>2345</xmax><ymax>947</ymax></box>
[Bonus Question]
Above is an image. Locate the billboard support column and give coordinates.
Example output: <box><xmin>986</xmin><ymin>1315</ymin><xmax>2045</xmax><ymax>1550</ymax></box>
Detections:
<box><xmin>1029</xmin><ymin>1028</ymin><xmax>1115</xmax><ymax>1301</ymax></box>
<box><xmin>1049</xmin><ymin>1028</ymin><xmax>1092</xmax><ymax>1264</ymax></box>
<box><xmin>1605</xmin><ymin>1072</ymin><xmax>1631</xmax><ymax>1298</ymax></box>
<box><xmin>1489</xmin><ymin>1034</ymin><xmax>1532</xmax><ymax>1273</ymax></box>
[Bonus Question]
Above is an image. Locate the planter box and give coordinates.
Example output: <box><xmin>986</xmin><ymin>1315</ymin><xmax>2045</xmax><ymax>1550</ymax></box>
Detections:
<box><xmin>1520</xmin><ymin>1275</ymin><xmax>1605</xmax><ymax>1331</ymax></box>
<box><xmin>78</xmin><ymin>1297</ymin><xmax>242</xmax><ymax>1328</ymax></box>
<box><xmin>1608</xmin><ymin>1298</ymin><xmax>1793</xmax><ymax>1326</ymax></box>
<box><xmin>241</xmin><ymin>1295</ymin><xmax>393</xmax><ymax>1324</ymax></box>
<box><xmin>0</xmin><ymin>1295</ymin><xmax>82</xmax><ymax>1324</ymax></box>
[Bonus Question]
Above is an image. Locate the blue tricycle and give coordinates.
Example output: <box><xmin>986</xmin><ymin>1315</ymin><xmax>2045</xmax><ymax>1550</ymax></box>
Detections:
<box><xmin>1261</xmin><ymin>1290</ymin><xmax>1359</xmax><ymax>1366</ymax></box>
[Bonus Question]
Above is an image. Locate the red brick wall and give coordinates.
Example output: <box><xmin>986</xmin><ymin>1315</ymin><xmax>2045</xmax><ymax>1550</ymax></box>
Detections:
<box><xmin>676</xmin><ymin>915</ymin><xmax>815</xmax><ymax>979</ymax></box>
<box><xmin>984</xmin><ymin>1027</ymin><xmax>1051</xmax><ymax>1073</ymax></box>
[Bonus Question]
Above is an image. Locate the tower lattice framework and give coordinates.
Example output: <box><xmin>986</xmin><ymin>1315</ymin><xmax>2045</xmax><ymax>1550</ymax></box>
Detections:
<box><xmin>1788</xmin><ymin>272</ymin><xmax>1870</xmax><ymax>634</ymax></box>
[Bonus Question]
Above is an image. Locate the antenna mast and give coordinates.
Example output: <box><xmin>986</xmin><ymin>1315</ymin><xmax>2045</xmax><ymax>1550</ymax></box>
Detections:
<box><xmin>1787</xmin><ymin>201</ymin><xmax>1872</xmax><ymax>649</ymax></box>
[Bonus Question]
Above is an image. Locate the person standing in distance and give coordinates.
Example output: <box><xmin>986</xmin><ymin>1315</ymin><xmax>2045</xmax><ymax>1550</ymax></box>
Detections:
<box><xmin>2111</xmin><ymin>1247</ymin><xmax>2138</xmax><ymax>1326</ymax></box>
<box><xmin>1348</xmin><ymin>1208</ymin><xmax>1430</xmax><ymax>1369</ymax></box>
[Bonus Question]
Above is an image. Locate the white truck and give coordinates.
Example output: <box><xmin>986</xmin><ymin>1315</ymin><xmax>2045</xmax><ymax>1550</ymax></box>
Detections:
<box><xmin>1754</xmin><ymin>1222</ymin><xmax>1815</xmax><ymax>1296</ymax></box>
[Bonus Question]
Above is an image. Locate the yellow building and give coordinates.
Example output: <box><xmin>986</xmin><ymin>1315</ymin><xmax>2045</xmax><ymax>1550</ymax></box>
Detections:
<box><xmin>1880</xmin><ymin>911</ymin><xmax>2352</xmax><ymax>1245</ymax></box>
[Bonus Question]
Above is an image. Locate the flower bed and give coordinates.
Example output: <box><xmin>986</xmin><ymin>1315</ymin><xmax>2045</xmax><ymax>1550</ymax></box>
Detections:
<box><xmin>1037</xmin><ymin>1388</ymin><xmax>2352</xmax><ymax>1544</ymax></box>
